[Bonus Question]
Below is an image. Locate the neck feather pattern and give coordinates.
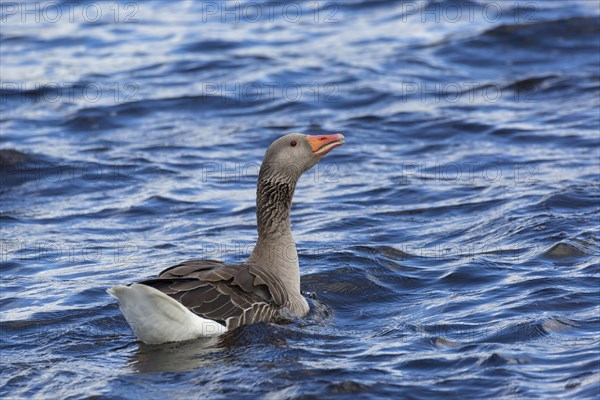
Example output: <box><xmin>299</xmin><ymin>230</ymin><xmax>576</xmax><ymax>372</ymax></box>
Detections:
<box><xmin>248</xmin><ymin>167</ymin><xmax>304</xmax><ymax>303</ymax></box>
<box><xmin>255</xmin><ymin>177</ymin><xmax>296</xmax><ymax>239</ymax></box>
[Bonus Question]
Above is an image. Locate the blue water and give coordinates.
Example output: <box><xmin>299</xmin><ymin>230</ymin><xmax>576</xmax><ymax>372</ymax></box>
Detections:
<box><xmin>1</xmin><ymin>1</ymin><xmax>599</xmax><ymax>398</ymax></box>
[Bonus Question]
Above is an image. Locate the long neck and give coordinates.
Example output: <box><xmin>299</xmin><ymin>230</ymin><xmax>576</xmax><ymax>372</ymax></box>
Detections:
<box><xmin>247</xmin><ymin>168</ymin><xmax>300</xmax><ymax>292</ymax></box>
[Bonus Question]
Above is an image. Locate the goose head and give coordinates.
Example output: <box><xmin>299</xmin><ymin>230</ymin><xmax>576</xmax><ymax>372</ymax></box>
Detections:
<box><xmin>260</xmin><ymin>133</ymin><xmax>345</xmax><ymax>182</ymax></box>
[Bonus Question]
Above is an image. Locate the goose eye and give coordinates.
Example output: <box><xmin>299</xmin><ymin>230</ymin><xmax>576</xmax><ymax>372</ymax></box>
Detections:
<box><xmin>290</xmin><ymin>140</ymin><xmax>297</xmax><ymax>147</ymax></box>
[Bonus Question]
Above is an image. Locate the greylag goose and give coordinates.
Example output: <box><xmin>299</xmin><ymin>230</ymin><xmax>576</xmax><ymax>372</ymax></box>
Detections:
<box><xmin>108</xmin><ymin>133</ymin><xmax>345</xmax><ymax>344</ymax></box>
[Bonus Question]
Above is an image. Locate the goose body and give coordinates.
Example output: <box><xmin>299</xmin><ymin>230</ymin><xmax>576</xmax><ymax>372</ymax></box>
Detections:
<box><xmin>109</xmin><ymin>133</ymin><xmax>345</xmax><ymax>344</ymax></box>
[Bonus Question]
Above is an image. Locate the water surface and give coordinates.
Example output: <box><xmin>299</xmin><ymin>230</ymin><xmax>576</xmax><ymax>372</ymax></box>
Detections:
<box><xmin>1</xmin><ymin>1</ymin><xmax>599</xmax><ymax>398</ymax></box>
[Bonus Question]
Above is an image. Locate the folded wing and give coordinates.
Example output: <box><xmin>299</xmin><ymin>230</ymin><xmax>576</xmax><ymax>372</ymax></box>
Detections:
<box><xmin>139</xmin><ymin>260</ymin><xmax>287</xmax><ymax>330</ymax></box>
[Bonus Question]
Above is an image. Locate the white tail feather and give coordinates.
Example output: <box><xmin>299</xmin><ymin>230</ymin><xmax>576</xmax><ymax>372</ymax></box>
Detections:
<box><xmin>108</xmin><ymin>284</ymin><xmax>226</xmax><ymax>344</ymax></box>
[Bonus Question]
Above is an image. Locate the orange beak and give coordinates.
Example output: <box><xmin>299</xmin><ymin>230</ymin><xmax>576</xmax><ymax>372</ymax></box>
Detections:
<box><xmin>306</xmin><ymin>133</ymin><xmax>345</xmax><ymax>157</ymax></box>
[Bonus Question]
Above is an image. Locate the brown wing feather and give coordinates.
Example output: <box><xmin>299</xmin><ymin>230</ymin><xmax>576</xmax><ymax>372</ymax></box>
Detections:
<box><xmin>139</xmin><ymin>259</ymin><xmax>287</xmax><ymax>329</ymax></box>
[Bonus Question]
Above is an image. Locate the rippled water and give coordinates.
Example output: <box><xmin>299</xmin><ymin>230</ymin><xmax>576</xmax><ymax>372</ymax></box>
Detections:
<box><xmin>1</xmin><ymin>1</ymin><xmax>599</xmax><ymax>398</ymax></box>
